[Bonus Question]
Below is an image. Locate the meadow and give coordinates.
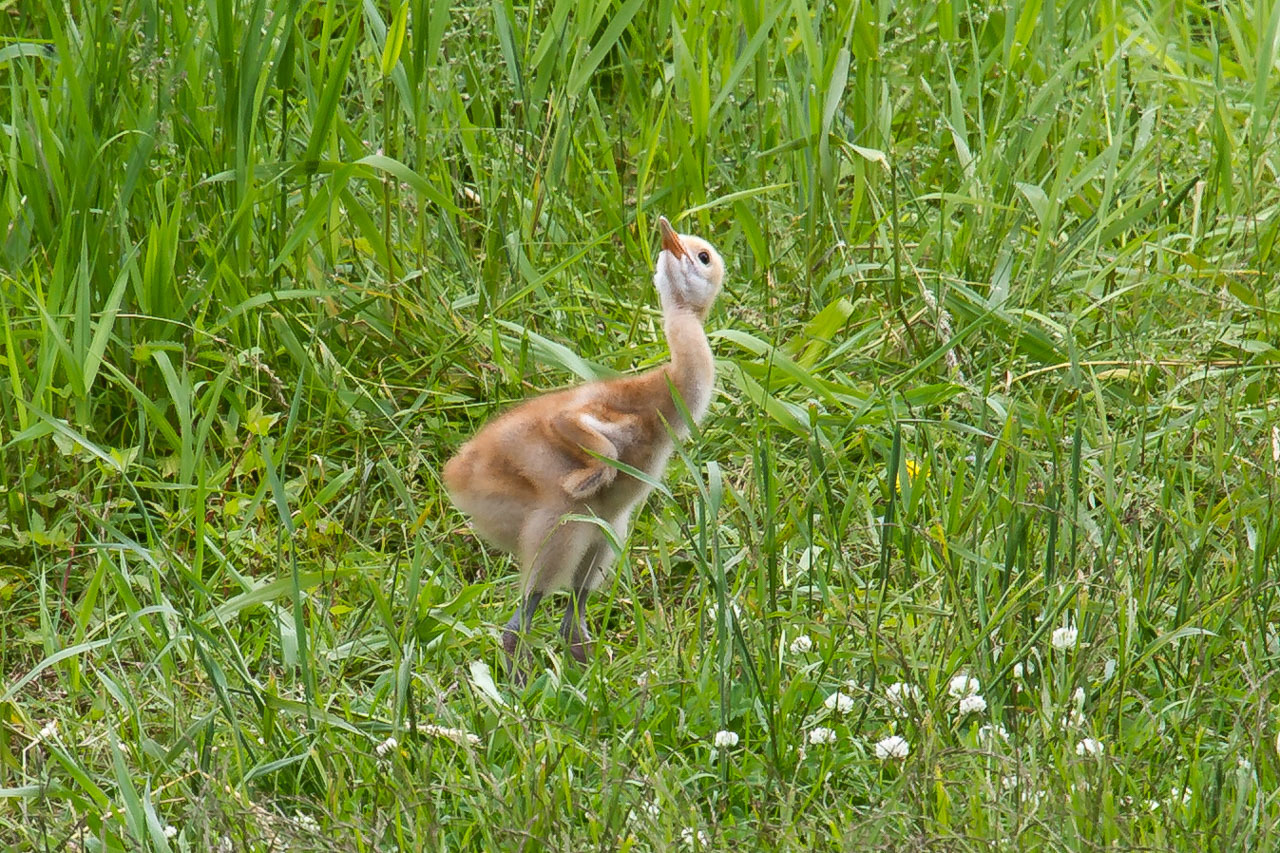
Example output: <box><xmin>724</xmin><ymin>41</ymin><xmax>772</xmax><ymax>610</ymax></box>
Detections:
<box><xmin>2</xmin><ymin>0</ymin><xmax>1279</xmax><ymax>849</ymax></box>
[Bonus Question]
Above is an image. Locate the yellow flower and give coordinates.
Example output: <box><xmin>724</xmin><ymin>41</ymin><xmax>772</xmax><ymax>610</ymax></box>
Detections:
<box><xmin>895</xmin><ymin>458</ymin><xmax>920</xmax><ymax>492</ymax></box>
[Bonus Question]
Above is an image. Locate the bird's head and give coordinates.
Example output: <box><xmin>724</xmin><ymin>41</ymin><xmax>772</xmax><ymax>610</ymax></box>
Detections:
<box><xmin>654</xmin><ymin>216</ymin><xmax>724</xmax><ymax>320</ymax></box>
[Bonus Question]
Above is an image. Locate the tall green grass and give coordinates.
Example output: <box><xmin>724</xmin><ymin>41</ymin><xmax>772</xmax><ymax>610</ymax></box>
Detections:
<box><xmin>2</xmin><ymin>0</ymin><xmax>1279</xmax><ymax>849</ymax></box>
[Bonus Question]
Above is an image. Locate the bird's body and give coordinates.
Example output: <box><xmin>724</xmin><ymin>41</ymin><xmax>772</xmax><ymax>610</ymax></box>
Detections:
<box><xmin>443</xmin><ymin>217</ymin><xmax>724</xmax><ymax>679</ymax></box>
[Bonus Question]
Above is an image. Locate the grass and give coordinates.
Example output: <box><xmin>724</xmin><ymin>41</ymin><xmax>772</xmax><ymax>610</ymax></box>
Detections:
<box><xmin>2</xmin><ymin>0</ymin><xmax>1279</xmax><ymax>849</ymax></box>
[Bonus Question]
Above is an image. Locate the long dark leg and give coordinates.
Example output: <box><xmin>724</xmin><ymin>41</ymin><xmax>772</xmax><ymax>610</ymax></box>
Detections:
<box><xmin>502</xmin><ymin>591</ymin><xmax>543</xmax><ymax>684</ymax></box>
<box><xmin>559</xmin><ymin>587</ymin><xmax>592</xmax><ymax>663</ymax></box>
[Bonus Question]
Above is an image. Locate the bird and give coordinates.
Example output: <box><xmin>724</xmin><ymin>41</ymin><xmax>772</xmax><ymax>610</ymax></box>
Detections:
<box><xmin>442</xmin><ymin>216</ymin><xmax>726</xmax><ymax>682</ymax></box>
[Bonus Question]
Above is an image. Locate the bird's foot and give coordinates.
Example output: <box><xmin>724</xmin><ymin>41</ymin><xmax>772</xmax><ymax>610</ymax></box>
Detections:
<box><xmin>562</xmin><ymin>620</ymin><xmax>594</xmax><ymax>664</ymax></box>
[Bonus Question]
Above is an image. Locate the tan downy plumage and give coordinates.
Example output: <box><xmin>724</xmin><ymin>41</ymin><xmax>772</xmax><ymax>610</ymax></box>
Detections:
<box><xmin>442</xmin><ymin>217</ymin><xmax>725</xmax><ymax>680</ymax></box>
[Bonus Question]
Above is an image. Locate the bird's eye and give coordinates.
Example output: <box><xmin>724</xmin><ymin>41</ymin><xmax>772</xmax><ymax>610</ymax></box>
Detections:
<box><xmin>697</xmin><ymin>251</ymin><xmax>711</xmax><ymax>265</ymax></box>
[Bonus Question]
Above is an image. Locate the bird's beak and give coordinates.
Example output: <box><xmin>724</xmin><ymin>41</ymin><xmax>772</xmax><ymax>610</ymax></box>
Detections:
<box><xmin>658</xmin><ymin>216</ymin><xmax>688</xmax><ymax>260</ymax></box>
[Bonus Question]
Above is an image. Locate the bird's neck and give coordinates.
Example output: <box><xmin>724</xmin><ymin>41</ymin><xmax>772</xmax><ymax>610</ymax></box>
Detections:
<box><xmin>663</xmin><ymin>308</ymin><xmax>714</xmax><ymax>427</ymax></box>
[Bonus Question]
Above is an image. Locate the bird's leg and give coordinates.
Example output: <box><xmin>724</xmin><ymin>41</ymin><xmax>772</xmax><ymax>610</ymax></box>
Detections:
<box><xmin>502</xmin><ymin>591</ymin><xmax>544</xmax><ymax>684</ymax></box>
<box><xmin>559</xmin><ymin>587</ymin><xmax>593</xmax><ymax>663</ymax></box>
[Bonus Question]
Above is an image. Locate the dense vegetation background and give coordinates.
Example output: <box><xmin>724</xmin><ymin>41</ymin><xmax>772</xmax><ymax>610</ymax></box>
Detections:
<box><xmin>2</xmin><ymin>0</ymin><xmax>1279</xmax><ymax>849</ymax></box>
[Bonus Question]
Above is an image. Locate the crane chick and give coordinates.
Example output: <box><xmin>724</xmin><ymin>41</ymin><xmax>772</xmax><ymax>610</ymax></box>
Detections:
<box><xmin>442</xmin><ymin>217</ymin><xmax>725</xmax><ymax>682</ymax></box>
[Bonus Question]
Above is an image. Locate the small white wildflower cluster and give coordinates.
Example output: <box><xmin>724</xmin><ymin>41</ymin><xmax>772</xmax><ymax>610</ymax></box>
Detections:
<box><xmin>948</xmin><ymin>674</ymin><xmax>980</xmax><ymax>699</ymax></box>
<box><xmin>1058</xmin><ymin>686</ymin><xmax>1087</xmax><ymax>728</ymax></box>
<box><xmin>808</xmin><ymin>726</ymin><xmax>838</xmax><ymax>746</ymax></box>
<box><xmin>422</xmin><ymin>724</ymin><xmax>481</xmax><ymax>745</ymax></box>
<box><xmin>713</xmin><ymin>730</ymin><xmax>739</xmax><ymax>749</ymax></box>
<box><xmin>789</xmin><ymin>634</ymin><xmax>814</xmax><ymax>655</ymax></box>
<box><xmin>1076</xmin><ymin>737</ymin><xmax>1104</xmax><ymax>757</ymax></box>
<box><xmin>1021</xmin><ymin>786</ymin><xmax>1050</xmax><ymax>807</ymax></box>
<box><xmin>293</xmin><ymin>811</ymin><xmax>320</xmax><ymax>834</ymax></box>
<box><xmin>884</xmin><ymin>682</ymin><xmax>921</xmax><ymax>718</ymax></box>
<box><xmin>27</xmin><ymin>720</ymin><xmax>57</xmax><ymax>755</ymax></box>
<box><xmin>680</xmin><ymin>827</ymin><xmax>710</xmax><ymax>847</ymax></box>
<box><xmin>707</xmin><ymin>600</ymin><xmax>743</xmax><ymax>627</ymax></box>
<box><xmin>823</xmin><ymin>691</ymin><xmax>855</xmax><ymax>714</ymax></box>
<box><xmin>977</xmin><ymin>724</ymin><xmax>1008</xmax><ymax>745</ymax></box>
<box><xmin>1051</xmin><ymin>625</ymin><xmax>1079</xmax><ymax>651</ymax></box>
<box><xmin>375</xmin><ymin>736</ymin><xmax>398</xmax><ymax>758</ymax></box>
<box><xmin>949</xmin><ymin>673</ymin><xmax>988</xmax><ymax>716</ymax></box>
<box><xmin>627</xmin><ymin>799</ymin><xmax>661</xmax><ymax>825</ymax></box>
<box><xmin>874</xmin><ymin>734</ymin><xmax>910</xmax><ymax>761</ymax></box>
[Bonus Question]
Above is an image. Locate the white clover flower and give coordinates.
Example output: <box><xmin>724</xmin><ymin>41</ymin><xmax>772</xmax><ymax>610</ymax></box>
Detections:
<box><xmin>957</xmin><ymin>694</ymin><xmax>987</xmax><ymax>715</ymax></box>
<box><xmin>978</xmin><ymin>723</ymin><xmax>1009</xmax><ymax>745</ymax></box>
<box><xmin>807</xmin><ymin>727</ymin><xmax>838</xmax><ymax>746</ymax></box>
<box><xmin>823</xmin><ymin>691</ymin><xmax>855</xmax><ymax>714</ymax></box>
<box><xmin>1051</xmin><ymin>626</ymin><xmax>1079</xmax><ymax>650</ymax></box>
<box><xmin>713</xmin><ymin>730</ymin><xmax>739</xmax><ymax>748</ymax></box>
<box><xmin>789</xmin><ymin>634</ymin><xmax>814</xmax><ymax>655</ymax></box>
<box><xmin>627</xmin><ymin>799</ymin><xmax>661</xmax><ymax>824</ymax></box>
<box><xmin>948</xmin><ymin>674</ymin><xmax>980</xmax><ymax>698</ymax></box>
<box><xmin>422</xmin><ymin>724</ymin><xmax>481</xmax><ymax>745</ymax></box>
<box><xmin>874</xmin><ymin>734</ymin><xmax>910</xmax><ymax>760</ymax></box>
<box><xmin>163</xmin><ymin>825</ymin><xmax>178</xmax><ymax>840</ymax></box>
<box><xmin>1075</xmin><ymin>737</ymin><xmax>1104</xmax><ymax>757</ymax></box>
<box><xmin>375</xmin><ymin>736</ymin><xmax>398</xmax><ymax>757</ymax></box>
<box><xmin>884</xmin><ymin>682</ymin><xmax>921</xmax><ymax>717</ymax></box>
<box><xmin>708</xmin><ymin>601</ymin><xmax>743</xmax><ymax>625</ymax></box>
<box><xmin>680</xmin><ymin>827</ymin><xmax>710</xmax><ymax>847</ymax></box>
